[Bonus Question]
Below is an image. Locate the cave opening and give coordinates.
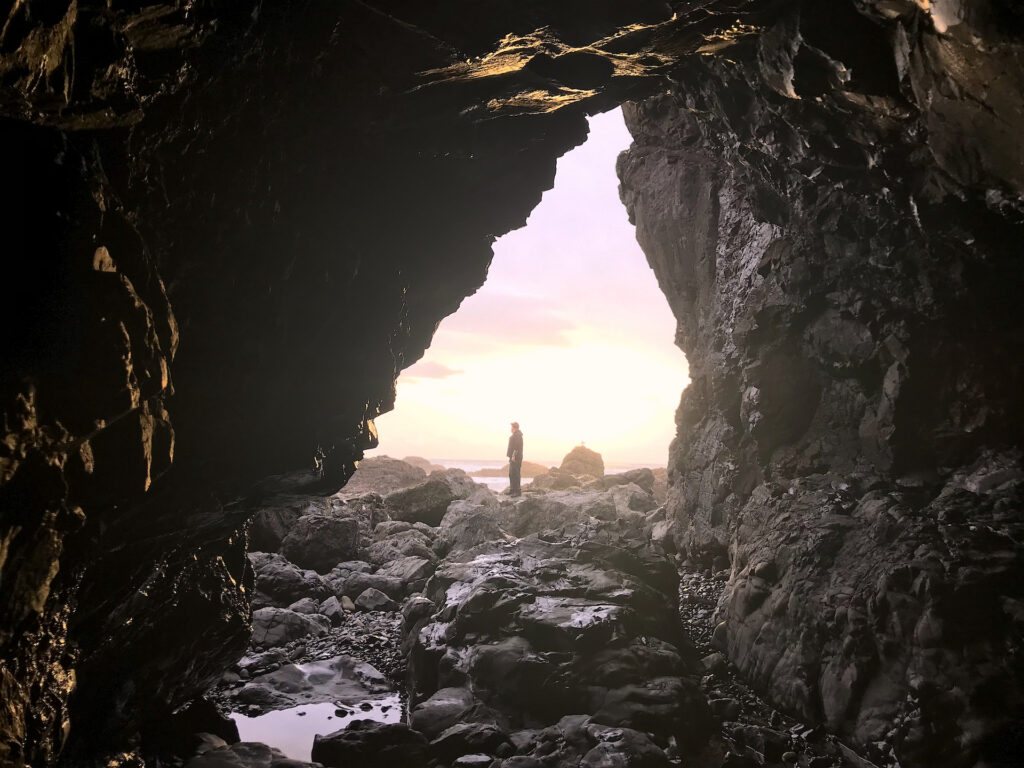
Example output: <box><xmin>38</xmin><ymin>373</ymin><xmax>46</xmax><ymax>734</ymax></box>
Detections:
<box><xmin>368</xmin><ymin>107</ymin><xmax>689</xmax><ymax>480</ymax></box>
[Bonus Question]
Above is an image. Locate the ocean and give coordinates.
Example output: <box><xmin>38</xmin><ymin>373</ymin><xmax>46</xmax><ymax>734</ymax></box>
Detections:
<box><xmin>436</xmin><ymin>459</ymin><xmax>656</xmax><ymax>491</ymax></box>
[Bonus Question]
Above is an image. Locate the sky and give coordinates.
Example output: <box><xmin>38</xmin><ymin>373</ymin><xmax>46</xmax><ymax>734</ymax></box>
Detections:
<box><xmin>367</xmin><ymin>108</ymin><xmax>690</xmax><ymax>467</ymax></box>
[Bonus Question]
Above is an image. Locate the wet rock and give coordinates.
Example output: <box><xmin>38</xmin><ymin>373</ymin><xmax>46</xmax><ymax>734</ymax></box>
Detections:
<box><xmin>249</xmin><ymin>552</ymin><xmax>334</xmax><ymax>608</ymax></box>
<box><xmin>184</xmin><ymin>741</ymin><xmax>320</xmax><ymax>767</ymax></box>
<box><xmin>430</xmin><ymin>722</ymin><xmax>512</xmax><ymax>762</ymax></box>
<box><xmin>407</xmin><ymin>531</ymin><xmax>712</xmax><ymax>753</ymax></box>
<box><xmin>251</xmin><ymin>608</ymin><xmax>330</xmax><ymax>649</ymax></box>
<box><xmin>385</xmin><ymin>473</ymin><xmax>475</xmax><ymax>527</ymax></box>
<box><xmin>375</xmin><ymin>556</ymin><xmax>434</xmax><ymax>591</ymax></box>
<box><xmin>410</xmin><ymin>686</ymin><xmax>481</xmax><ymax>739</ymax></box>
<box><xmin>249</xmin><ymin>496</ymin><xmax>330</xmax><ymax>553</ymax></box>
<box><xmin>619</xmin><ymin>19</ymin><xmax>1024</xmax><ymax>762</ymax></box>
<box><xmin>372</xmin><ymin>520</ymin><xmax>415</xmax><ymax>537</ymax></box>
<box><xmin>311</xmin><ymin>721</ymin><xmax>428</xmax><ymax>768</ymax></box>
<box><xmin>355</xmin><ymin>588</ymin><xmax>399</xmax><ymax>613</ymax></box>
<box><xmin>365</xmin><ymin>530</ymin><xmax>436</xmax><ymax>566</ymax></box>
<box><xmin>339</xmin><ymin>572</ymin><xmax>404</xmax><ymax>601</ymax></box>
<box><xmin>602</xmin><ymin>468</ymin><xmax>655</xmax><ymax>494</ymax></box>
<box><xmin>436</xmin><ymin>489</ymin><xmax>511</xmax><ymax>554</ymax></box>
<box><xmin>230</xmin><ymin>655</ymin><xmax>391</xmax><ymax>711</ymax></box>
<box><xmin>454</xmin><ymin>756</ymin><xmax>495</xmax><ymax>768</ymax></box>
<box><xmin>280</xmin><ymin>514</ymin><xmax>360</xmax><ymax>574</ymax></box>
<box><xmin>512</xmin><ymin>717</ymin><xmax>670</xmax><ymax>768</ymax></box>
<box><xmin>287</xmin><ymin>597</ymin><xmax>320</xmax><ymax>615</ymax></box>
<box><xmin>528</xmin><ymin>467</ymin><xmax>584</xmax><ymax>491</ymax></box>
<box><xmin>320</xmin><ymin>596</ymin><xmax>345</xmax><ymax>625</ymax></box>
<box><xmin>702</xmin><ymin>653</ymin><xmax>728</xmax><ymax>675</ymax></box>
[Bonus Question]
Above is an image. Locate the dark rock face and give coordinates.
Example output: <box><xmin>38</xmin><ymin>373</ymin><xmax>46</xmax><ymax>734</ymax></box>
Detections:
<box><xmin>280</xmin><ymin>514</ymin><xmax>360</xmax><ymax>574</ymax></box>
<box><xmin>617</xmin><ymin>4</ymin><xmax>1024</xmax><ymax>765</ymax></box>
<box><xmin>2</xmin><ymin>1</ymin><xmax>1023</xmax><ymax>766</ymax></box>
<box><xmin>384</xmin><ymin>471</ymin><xmax>477</xmax><ymax>527</ymax></box>
<box><xmin>312</xmin><ymin>721</ymin><xmax>428</xmax><ymax>768</ymax></box>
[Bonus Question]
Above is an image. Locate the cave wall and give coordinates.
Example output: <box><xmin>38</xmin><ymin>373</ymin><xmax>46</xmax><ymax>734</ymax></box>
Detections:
<box><xmin>3</xmin><ymin>0</ymin><xmax>1024</xmax><ymax>766</ymax></box>
<box><xmin>617</xmin><ymin>2</ymin><xmax>1024</xmax><ymax>765</ymax></box>
<box><xmin>1</xmin><ymin>2</ymin><xmax>750</xmax><ymax>765</ymax></box>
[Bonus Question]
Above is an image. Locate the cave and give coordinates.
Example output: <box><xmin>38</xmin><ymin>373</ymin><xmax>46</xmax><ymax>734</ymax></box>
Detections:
<box><xmin>2</xmin><ymin>2</ymin><xmax>1023</xmax><ymax>768</ymax></box>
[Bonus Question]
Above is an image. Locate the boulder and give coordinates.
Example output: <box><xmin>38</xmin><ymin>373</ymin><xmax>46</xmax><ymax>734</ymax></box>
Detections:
<box><xmin>431</xmin><ymin>723</ymin><xmax>512</xmax><ymax>763</ymax></box>
<box><xmin>355</xmin><ymin>587</ymin><xmax>399</xmax><ymax>612</ymax></box>
<box><xmin>312</xmin><ymin>721</ymin><xmax>429</xmax><ymax>768</ymax></box>
<box><xmin>559</xmin><ymin>445</ymin><xmax>604</xmax><ymax>477</ymax></box>
<box><xmin>248</xmin><ymin>552</ymin><xmax>334</xmax><ymax>607</ymax></box>
<box><xmin>373</xmin><ymin>520</ymin><xmax>415</xmax><ymax>537</ymax></box>
<box><xmin>528</xmin><ymin>467</ymin><xmax>582</xmax><ymax>492</ymax></box>
<box><xmin>385</xmin><ymin>473</ymin><xmax>475</xmax><ymax>527</ymax></box>
<box><xmin>320</xmin><ymin>596</ymin><xmax>345</xmax><ymax>625</ymax></box>
<box><xmin>185</xmin><ymin>741</ymin><xmax>321</xmax><ymax>768</ymax></box>
<box><xmin>376</xmin><ymin>556</ymin><xmax>435</xmax><ymax>589</ymax></box>
<box><xmin>337</xmin><ymin>456</ymin><xmax>427</xmax><ymax>499</ymax></box>
<box><xmin>403</xmin><ymin>456</ymin><xmax>447</xmax><ymax>473</ymax></box>
<box><xmin>602</xmin><ymin>468</ymin><xmax>655</xmax><ymax>494</ymax></box>
<box><xmin>511</xmin><ymin>717</ymin><xmax>670</xmax><ymax>768</ymax></box>
<box><xmin>248</xmin><ymin>496</ymin><xmax>329</xmax><ymax>552</ymax></box>
<box><xmin>250</xmin><ymin>607</ymin><xmax>330</xmax><ymax>649</ymax></box>
<box><xmin>438</xmin><ymin>490</ymin><xmax>510</xmax><ymax>555</ymax></box>
<box><xmin>410</xmin><ymin>687</ymin><xmax>494</xmax><ymax>740</ymax></box>
<box><xmin>280</xmin><ymin>514</ymin><xmax>360</xmax><ymax>573</ymax></box>
<box><xmin>366</xmin><ymin>530</ymin><xmax>435</xmax><ymax>565</ymax></box>
<box><xmin>339</xmin><ymin>571</ymin><xmax>404</xmax><ymax>600</ymax></box>
<box><xmin>324</xmin><ymin>561</ymin><xmax>374</xmax><ymax>594</ymax></box>
<box><xmin>287</xmin><ymin>597</ymin><xmax>320</xmax><ymax>614</ymax></box>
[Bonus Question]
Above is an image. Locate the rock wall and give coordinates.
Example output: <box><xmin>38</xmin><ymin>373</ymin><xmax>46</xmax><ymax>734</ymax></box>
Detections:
<box><xmin>3</xmin><ymin>0</ymin><xmax>1024</xmax><ymax>765</ymax></box>
<box><xmin>0</xmin><ymin>2</ymin><xmax>752</xmax><ymax>765</ymax></box>
<box><xmin>617</xmin><ymin>3</ymin><xmax>1024</xmax><ymax>766</ymax></box>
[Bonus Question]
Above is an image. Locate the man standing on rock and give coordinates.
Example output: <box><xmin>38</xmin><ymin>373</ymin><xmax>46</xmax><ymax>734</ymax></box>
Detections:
<box><xmin>507</xmin><ymin>421</ymin><xmax>524</xmax><ymax>497</ymax></box>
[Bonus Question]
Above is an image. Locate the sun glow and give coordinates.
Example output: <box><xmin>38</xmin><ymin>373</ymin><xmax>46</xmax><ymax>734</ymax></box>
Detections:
<box><xmin>369</xmin><ymin>108</ymin><xmax>689</xmax><ymax>466</ymax></box>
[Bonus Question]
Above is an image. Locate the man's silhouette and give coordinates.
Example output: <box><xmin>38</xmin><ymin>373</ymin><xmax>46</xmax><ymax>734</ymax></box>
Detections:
<box><xmin>507</xmin><ymin>421</ymin><xmax>523</xmax><ymax>497</ymax></box>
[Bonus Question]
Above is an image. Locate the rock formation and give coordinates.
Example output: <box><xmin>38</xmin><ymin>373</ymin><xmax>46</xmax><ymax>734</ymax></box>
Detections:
<box><xmin>559</xmin><ymin>445</ymin><xmax>605</xmax><ymax>478</ymax></box>
<box><xmin>1</xmin><ymin>1</ymin><xmax>1022</xmax><ymax>766</ymax></box>
<box><xmin>469</xmin><ymin>461</ymin><xmax>549</xmax><ymax>479</ymax></box>
<box><xmin>617</xmin><ymin>4</ymin><xmax>1024</xmax><ymax>766</ymax></box>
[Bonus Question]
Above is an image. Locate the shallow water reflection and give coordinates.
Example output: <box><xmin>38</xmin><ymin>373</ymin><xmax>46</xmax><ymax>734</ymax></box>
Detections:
<box><xmin>230</xmin><ymin>695</ymin><xmax>402</xmax><ymax>760</ymax></box>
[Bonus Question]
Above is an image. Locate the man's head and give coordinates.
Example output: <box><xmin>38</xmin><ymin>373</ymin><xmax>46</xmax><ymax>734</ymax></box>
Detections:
<box><xmin>510</xmin><ymin>421</ymin><xmax>519</xmax><ymax>433</ymax></box>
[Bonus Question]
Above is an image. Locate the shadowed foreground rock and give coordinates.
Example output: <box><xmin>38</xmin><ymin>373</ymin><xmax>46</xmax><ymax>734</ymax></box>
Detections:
<box><xmin>405</xmin><ymin>496</ymin><xmax>714</xmax><ymax>763</ymax></box>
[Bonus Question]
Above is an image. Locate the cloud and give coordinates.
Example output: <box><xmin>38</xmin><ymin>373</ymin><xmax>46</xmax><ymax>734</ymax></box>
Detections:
<box><xmin>403</xmin><ymin>360</ymin><xmax>465</xmax><ymax>379</ymax></box>
<box><xmin>441</xmin><ymin>292</ymin><xmax>577</xmax><ymax>348</ymax></box>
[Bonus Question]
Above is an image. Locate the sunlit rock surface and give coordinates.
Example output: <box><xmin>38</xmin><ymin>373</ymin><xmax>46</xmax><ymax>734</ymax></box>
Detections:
<box><xmin>617</xmin><ymin>4</ymin><xmax>1024</xmax><ymax>765</ymax></box>
<box><xmin>2</xmin><ymin>0</ymin><xmax>1023</xmax><ymax>765</ymax></box>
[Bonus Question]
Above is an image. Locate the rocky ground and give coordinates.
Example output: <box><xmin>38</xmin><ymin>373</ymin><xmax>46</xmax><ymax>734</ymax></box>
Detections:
<box><xmin>183</xmin><ymin>452</ymin><xmax>885</xmax><ymax>768</ymax></box>
<box><xmin>678</xmin><ymin>570</ymin><xmax>888</xmax><ymax>768</ymax></box>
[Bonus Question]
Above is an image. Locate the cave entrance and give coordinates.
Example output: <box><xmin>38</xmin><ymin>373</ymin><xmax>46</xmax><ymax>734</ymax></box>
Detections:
<box><xmin>368</xmin><ymin>107</ymin><xmax>689</xmax><ymax>482</ymax></box>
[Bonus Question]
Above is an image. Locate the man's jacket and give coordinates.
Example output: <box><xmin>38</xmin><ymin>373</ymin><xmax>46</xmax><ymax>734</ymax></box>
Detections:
<box><xmin>507</xmin><ymin>430</ymin><xmax>523</xmax><ymax>464</ymax></box>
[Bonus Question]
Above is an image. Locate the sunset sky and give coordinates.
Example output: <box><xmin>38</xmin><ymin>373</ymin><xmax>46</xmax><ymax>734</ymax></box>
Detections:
<box><xmin>368</xmin><ymin>108</ymin><xmax>689</xmax><ymax>467</ymax></box>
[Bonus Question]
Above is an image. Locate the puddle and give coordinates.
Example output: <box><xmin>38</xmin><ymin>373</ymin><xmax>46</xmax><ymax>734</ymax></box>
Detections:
<box><xmin>230</xmin><ymin>694</ymin><xmax>402</xmax><ymax>761</ymax></box>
